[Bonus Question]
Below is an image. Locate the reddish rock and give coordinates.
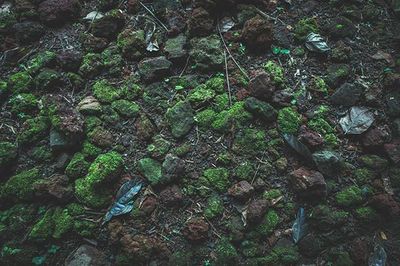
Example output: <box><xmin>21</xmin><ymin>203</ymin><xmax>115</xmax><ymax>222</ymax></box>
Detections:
<box><xmin>38</xmin><ymin>0</ymin><xmax>81</xmax><ymax>26</ymax></box>
<box><xmin>139</xmin><ymin>196</ymin><xmax>158</xmax><ymax>215</ymax></box>
<box><xmin>187</xmin><ymin>7</ymin><xmax>213</xmax><ymax>37</ymax></box>
<box><xmin>127</xmin><ymin>0</ymin><xmax>139</xmax><ymax>13</ymax></box>
<box><xmin>165</xmin><ymin>10</ymin><xmax>186</xmax><ymax>36</ymax></box>
<box><xmin>383</xmin><ymin>139</ymin><xmax>400</xmax><ymax>163</ymax></box>
<box><xmin>246</xmin><ymin>199</ymin><xmax>268</xmax><ymax>224</ymax></box>
<box><xmin>248</xmin><ymin>71</ymin><xmax>276</xmax><ymax>101</ymax></box>
<box><xmin>135</xmin><ymin>114</ymin><xmax>156</xmax><ymax>140</ymax></box>
<box><xmin>362</xmin><ymin>125</ymin><xmax>391</xmax><ymax>148</ymax></box>
<box><xmin>350</xmin><ymin>238</ymin><xmax>370</xmax><ymax>265</ymax></box>
<box><xmin>120</xmin><ymin>234</ymin><xmax>170</xmax><ymax>260</ymax></box>
<box><xmin>289</xmin><ymin>167</ymin><xmax>327</xmax><ymax>199</ymax></box>
<box><xmin>57</xmin><ymin>51</ymin><xmax>83</xmax><ymax>72</ymax></box>
<box><xmin>298</xmin><ymin>125</ymin><xmax>324</xmax><ymax>149</ymax></box>
<box><xmin>370</xmin><ymin>193</ymin><xmax>400</xmax><ymax>217</ymax></box>
<box><xmin>182</xmin><ymin>218</ymin><xmax>209</xmax><ymax>241</ymax></box>
<box><xmin>242</xmin><ymin>15</ymin><xmax>273</xmax><ymax>52</ymax></box>
<box><xmin>65</xmin><ymin>244</ymin><xmax>109</xmax><ymax>266</ymax></box>
<box><xmin>160</xmin><ymin>185</ymin><xmax>183</xmax><ymax>206</ymax></box>
<box><xmin>33</xmin><ymin>174</ymin><xmax>72</xmax><ymax>201</ymax></box>
<box><xmin>91</xmin><ymin>10</ymin><xmax>125</xmax><ymax>39</ymax></box>
<box><xmin>228</xmin><ymin>181</ymin><xmax>254</xmax><ymax>200</ymax></box>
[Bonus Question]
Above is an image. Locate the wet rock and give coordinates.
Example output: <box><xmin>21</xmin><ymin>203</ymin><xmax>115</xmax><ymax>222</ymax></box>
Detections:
<box><xmin>164</xmin><ymin>34</ymin><xmax>187</xmax><ymax>62</ymax></box>
<box><xmin>38</xmin><ymin>0</ymin><xmax>81</xmax><ymax>26</ymax></box>
<box><xmin>57</xmin><ymin>51</ymin><xmax>83</xmax><ymax>72</ymax></box>
<box><xmin>312</xmin><ymin>150</ymin><xmax>343</xmax><ymax>177</ymax></box>
<box><xmin>242</xmin><ymin>15</ymin><xmax>273</xmax><ymax>52</ymax></box>
<box><xmin>138</xmin><ymin>56</ymin><xmax>172</xmax><ymax>82</ymax></box>
<box><xmin>166</xmin><ymin>101</ymin><xmax>194</xmax><ymax>138</ymax></box>
<box><xmin>91</xmin><ymin>9</ymin><xmax>125</xmax><ymax>39</ymax></box>
<box><xmin>162</xmin><ymin>153</ymin><xmax>185</xmax><ymax>182</ymax></box>
<box><xmin>160</xmin><ymin>185</ymin><xmax>183</xmax><ymax>206</ymax></box>
<box><xmin>289</xmin><ymin>167</ymin><xmax>327</xmax><ymax>199</ymax></box>
<box><xmin>190</xmin><ymin>35</ymin><xmax>223</xmax><ymax>71</ymax></box>
<box><xmin>188</xmin><ymin>7</ymin><xmax>213</xmax><ymax>37</ymax></box>
<box><xmin>384</xmin><ymin>139</ymin><xmax>400</xmax><ymax>163</ymax></box>
<box><xmin>362</xmin><ymin>125</ymin><xmax>391</xmax><ymax>148</ymax></box>
<box><xmin>33</xmin><ymin>174</ymin><xmax>72</xmax><ymax>201</ymax></box>
<box><xmin>244</xmin><ymin>97</ymin><xmax>277</xmax><ymax>121</ymax></box>
<box><xmin>298</xmin><ymin>125</ymin><xmax>324</xmax><ymax>149</ymax></box>
<box><xmin>13</xmin><ymin>21</ymin><xmax>44</xmax><ymax>44</ymax></box>
<box><xmin>135</xmin><ymin>113</ymin><xmax>156</xmax><ymax>140</ymax></box>
<box><xmin>65</xmin><ymin>244</ymin><xmax>109</xmax><ymax>266</ymax></box>
<box><xmin>228</xmin><ymin>181</ymin><xmax>254</xmax><ymax>200</ymax></box>
<box><xmin>246</xmin><ymin>199</ymin><xmax>268</xmax><ymax>224</ymax></box>
<box><xmin>77</xmin><ymin>96</ymin><xmax>101</xmax><ymax>115</ymax></box>
<box><xmin>325</xmin><ymin>64</ymin><xmax>351</xmax><ymax>89</ymax></box>
<box><xmin>385</xmin><ymin>92</ymin><xmax>400</xmax><ymax>117</ymax></box>
<box><xmin>248</xmin><ymin>71</ymin><xmax>276</xmax><ymax>101</ymax></box>
<box><xmin>273</xmin><ymin>24</ymin><xmax>291</xmax><ymax>48</ymax></box>
<box><xmin>182</xmin><ymin>218</ymin><xmax>209</xmax><ymax>241</ymax></box>
<box><xmin>370</xmin><ymin>193</ymin><xmax>400</xmax><ymax>217</ymax></box>
<box><xmin>330</xmin><ymin>83</ymin><xmax>362</xmax><ymax>106</ymax></box>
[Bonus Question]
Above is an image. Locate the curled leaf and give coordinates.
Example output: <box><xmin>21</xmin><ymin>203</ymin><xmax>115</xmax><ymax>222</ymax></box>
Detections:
<box><xmin>339</xmin><ymin>106</ymin><xmax>374</xmax><ymax>134</ymax></box>
<box><xmin>305</xmin><ymin>33</ymin><xmax>330</xmax><ymax>53</ymax></box>
<box><xmin>292</xmin><ymin>207</ymin><xmax>308</xmax><ymax>243</ymax></box>
<box><xmin>368</xmin><ymin>244</ymin><xmax>387</xmax><ymax>266</ymax></box>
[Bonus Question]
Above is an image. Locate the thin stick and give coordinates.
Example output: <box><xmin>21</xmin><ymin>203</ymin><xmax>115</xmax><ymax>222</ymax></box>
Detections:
<box><xmin>255</xmin><ymin>7</ymin><xmax>287</xmax><ymax>26</ymax></box>
<box><xmin>217</xmin><ymin>22</ymin><xmax>250</xmax><ymax>81</ymax></box>
<box><xmin>223</xmin><ymin>50</ymin><xmax>232</xmax><ymax>107</ymax></box>
<box><xmin>179</xmin><ymin>55</ymin><xmax>191</xmax><ymax>77</ymax></box>
<box><xmin>139</xmin><ymin>2</ymin><xmax>169</xmax><ymax>31</ymax></box>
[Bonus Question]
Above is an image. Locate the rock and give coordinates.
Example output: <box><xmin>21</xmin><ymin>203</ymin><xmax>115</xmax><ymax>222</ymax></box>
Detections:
<box><xmin>33</xmin><ymin>174</ymin><xmax>73</xmax><ymax>201</ymax></box>
<box><xmin>0</xmin><ymin>141</ymin><xmax>18</xmax><ymax>173</ymax></box>
<box><xmin>138</xmin><ymin>158</ymin><xmax>162</xmax><ymax>186</ymax></box>
<box><xmin>77</xmin><ymin>96</ymin><xmax>101</xmax><ymax>115</ymax></box>
<box><xmin>330</xmin><ymin>83</ymin><xmax>362</xmax><ymax>106</ymax></box>
<box><xmin>162</xmin><ymin>153</ymin><xmax>185</xmax><ymax>182</ymax></box>
<box><xmin>135</xmin><ymin>113</ymin><xmax>156</xmax><ymax>140</ymax></box>
<box><xmin>119</xmin><ymin>234</ymin><xmax>170</xmax><ymax>260</ymax></box>
<box><xmin>312</xmin><ymin>150</ymin><xmax>343</xmax><ymax>177</ymax></box>
<box><xmin>166</xmin><ymin>101</ymin><xmax>194</xmax><ymax>138</ymax></box>
<box><xmin>385</xmin><ymin>92</ymin><xmax>400</xmax><ymax>117</ymax></box>
<box><xmin>57</xmin><ymin>51</ymin><xmax>83</xmax><ymax>72</ymax></box>
<box><xmin>117</xmin><ymin>29</ymin><xmax>145</xmax><ymax>60</ymax></box>
<box><xmin>384</xmin><ymin>139</ymin><xmax>400</xmax><ymax>163</ymax></box>
<box><xmin>49</xmin><ymin>129</ymin><xmax>69</xmax><ymax>152</ymax></box>
<box><xmin>246</xmin><ymin>199</ymin><xmax>268</xmax><ymax>224</ymax></box>
<box><xmin>83</xmin><ymin>34</ymin><xmax>109</xmax><ymax>53</ymax></box>
<box><xmin>138</xmin><ymin>56</ymin><xmax>172</xmax><ymax>82</ymax></box>
<box><xmin>139</xmin><ymin>196</ymin><xmax>158</xmax><ymax>215</ymax></box>
<box><xmin>35</xmin><ymin>69</ymin><xmax>63</xmax><ymax>91</ymax></box>
<box><xmin>325</xmin><ymin>17</ymin><xmax>356</xmax><ymax>39</ymax></box>
<box><xmin>248</xmin><ymin>71</ymin><xmax>276</xmax><ymax>101</ymax></box>
<box><xmin>182</xmin><ymin>218</ymin><xmax>209</xmax><ymax>241</ymax></box>
<box><xmin>298</xmin><ymin>125</ymin><xmax>324</xmax><ymax>149</ymax></box>
<box><xmin>370</xmin><ymin>194</ymin><xmax>400</xmax><ymax>217</ymax></box>
<box><xmin>362</xmin><ymin>125</ymin><xmax>391</xmax><ymax>148</ymax></box>
<box><xmin>228</xmin><ymin>181</ymin><xmax>254</xmax><ymax>200</ymax></box>
<box><xmin>160</xmin><ymin>185</ymin><xmax>183</xmax><ymax>206</ymax></box>
<box><xmin>325</xmin><ymin>64</ymin><xmax>351</xmax><ymax>89</ymax></box>
<box><xmin>190</xmin><ymin>35</ymin><xmax>224</xmax><ymax>71</ymax></box>
<box><xmin>13</xmin><ymin>21</ymin><xmax>44</xmax><ymax>44</ymax></box>
<box><xmin>350</xmin><ymin>238</ymin><xmax>369</xmax><ymax>265</ymax></box>
<box><xmin>242</xmin><ymin>15</ymin><xmax>273</xmax><ymax>52</ymax></box>
<box><xmin>244</xmin><ymin>97</ymin><xmax>277</xmax><ymax>121</ymax></box>
<box><xmin>38</xmin><ymin>0</ymin><xmax>81</xmax><ymax>26</ymax></box>
<box><xmin>87</xmin><ymin>127</ymin><xmax>113</xmax><ymax>148</ymax></box>
<box><xmin>289</xmin><ymin>167</ymin><xmax>327</xmax><ymax>199</ymax></box>
<box><xmin>165</xmin><ymin>10</ymin><xmax>186</xmax><ymax>36</ymax></box>
<box><xmin>164</xmin><ymin>34</ymin><xmax>187</xmax><ymax>62</ymax></box>
<box><xmin>91</xmin><ymin>9</ymin><xmax>125</xmax><ymax>39</ymax></box>
<box><xmin>65</xmin><ymin>244</ymin><xmax>109</xmax><ymax>266</ymax></box>
<box><xmin>187</xmin><ymin>7</ymin><xmax>213</xmax><ymax>37</ymax></box>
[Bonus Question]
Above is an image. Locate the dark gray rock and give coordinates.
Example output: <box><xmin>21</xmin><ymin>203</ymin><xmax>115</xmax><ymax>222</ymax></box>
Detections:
<box><xmin>244</xmin><ymin>97</ymin><xmax>277</xmax><ymax>121</ymax></box>
<box><xmin>330</xmin><ymin>83</ymin><xmax>362</xmax><ymax>106</ymax></box>
<box><xmin>312</xmin><ymin>150</ymin><xmax>343</xmax><ymax>177</ymax></box>
<box><xmin>65</xmin><ymin>244</ymin><xmax>110</xmax><ymax>266</ymax></box>
<box><xmin>138</xmin><ymin>56</ymin><xmax>172</xmax><ymax>82</ymax></box>
<box><xmin>166</xmin><ymin>101</ymin><xmax>194</xmax><ymax>138</ymax></box>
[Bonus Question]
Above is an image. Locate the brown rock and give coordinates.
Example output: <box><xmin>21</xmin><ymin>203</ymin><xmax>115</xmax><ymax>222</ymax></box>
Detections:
<box><xmin>289</xmin><ymin>167</ymin><xmax>327</xmax><ymax>199</ymax></box>
<box><xmin>78</xmin><ymin>96</ymin><xmax>101</xmax><ymax>115</ymax></box>
<box><xmin>135</xmin><ymin>114</ymin><xmax>156</xmax><ymax>140</ymax></box>
<box><xmin>127</xmin><ymin>0</ymin><xmax>139</xmax><ymax>13</ymax></box>
<box><xmin>38</xmin><ymin>0</ymin><xmax>81</xmax><ymax>26</ymax></box>
<box><xmin>298</xmin><ymin>125</ymin><xmax>324</xmax><ymax>149</ymax></box>
<box><xmin>139</xmin><ymin>196</ymin><xmax>157</xmax><ymax>215</ymax></box>
<box><xmin>165</xmin><ymin>10</ymin><xmax>186</xmax><ymax>36</ymax></box>
<box><xmin>248</xmin><ymin>71</ymin><xmax>276</xmax><ymax>101</ymax></box>
<box><xmin>160</xmin><ymin>185</ymin><xmax>183</xmax><ymax>206</ymax></box>
<box><xmin>362</xmin><ymin>125</ymin><xmax>392</xmax><ymax>148</ymax></box>
<box><xmin>228</xmin><ymin>181</ymin><xmax>254</xmax><ymax>200</ymax></box>
<box><xmin>88</xmin><ymin>126</ymin><xmax>113</xmax><ymax>148</ymax></box>
<box><xmin>383</xmin><ymin>139</ymin><xmax>400</xmax><ymax>163</ymax></box>
<box><xmin>182</xmin><ymin>218</ymin><xmax>209</xmax><ymax>241</ymax></box>
<box><xmin>120</xmin><ymin>234</ymin><xmax>170</xmax><ymax>260</ymax></box>
<box><xmin>350</xmin><ymin>237</ymin><xmax>370</xmax><ymax>265</ymax></box>
<box><xmin>242</xmin><ymin>15</ymin><xmax>273</xmax><ymax>52</ymax></box>
<box><xmin>187</xmin><ymin>7</ymin><xmax>213</xmax><ymax>37</ymax></box>
<box><xmin>246</xmin><ymin>199</ymin><xmax>268</xmax><ymax>224</ymax></box>
<box><xmin>33</xmin><ymin>174</ymin><xmax>72</xmax><ymax>201</ymax></box>
<box><xmin>65</xmin><ymin>244</ymin><xmax>109</xmax><ymax>266</ymax></box>
<box><xmin>370</xmin><ymin>193</ymin><xmax>400</xmax><ymax>217</ymax></box>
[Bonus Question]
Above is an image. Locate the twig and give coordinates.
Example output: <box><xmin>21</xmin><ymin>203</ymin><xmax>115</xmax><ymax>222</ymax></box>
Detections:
<box><xmin>179</xmin><ymin>55</ymin><xmax>191</xmax><ymax>77</ymax></box>
<box><xmin>217</xmin><ymin>22</ymin><xmax>250</xmax><ymax>81</ymax></box>
<box><xmin>223</xmin><ymin>50</ymin><xmax>232</xmax><ymax>107</ymax></box>
<box><xmin>255</xmin><ymin>7</ymin><xmax>287</xmax><ymax>26</ymax></box>
<box><xmin>139</xmin><ymin>1</ymin><xmax>169</xmax><ymax>31</ymax></box>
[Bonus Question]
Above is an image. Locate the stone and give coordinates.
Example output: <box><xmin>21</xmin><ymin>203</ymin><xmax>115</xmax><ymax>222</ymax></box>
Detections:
<box><xmin>77</xmin><ymin>96</ymin><xmax>101</xmax><ymax>115</ymax></box>
<box><xmin>49</xmin><ymin>129</ymin><xmax>69</xmax><ymax>152</ymax></box>
<box><xmin>91</xmin><ymin>9</ymin><xmax>125</xmax><ymax>39</ymax></box>
<box><xmin>244</xmin><ymin>97</ymin><xmax>277</xmax><ymax>121</ymax></box>
<box><xmin>298</xmin><ymin>125</ymin><xmax>324</xmax><ymax>149</ymax></box>
<box><xmin>325</xmin><ymin>64</ymin><xmax>351</xmax><ymax>89</ymax></box>
<box><xmin>65</xmin><ymin>244</ymin><xmax>109</xmax><ymax>266</ymax></box>
<box><xmin>139</xmin><ymin>196</ymin><xmax>158</xmax><ymax>215</ymax></box>
<box><xmin>38</xmin><ymin>0</ymin><xmax>81</xmax><ymax>26</ymax></box>
<box><xmin>138</xmin><ymin>158</ymin><xmax>162</xmax><ymax>186</ymax></box>
<box><xmin>248</xmin><ymin>71</ymin><xmax>276</xmax><ymax>101</ymax></box>
<box><xmin>384</xmin><ymin>139</ymin><xmax>400</xmax><ymax>163</ymax></box>
<box><xmin>242</xmin><ymin>15</ymin><xmax>273</xmax><ymax>52</ymax></box>
<box><xmin>228</xmin><ymin>181</ymin><xmax>254</xmax><ymax>200</ymax></box>
<box><xmin>330</xmin><ymin>83</ymin><xmax>362</xmax><ymax>106</ymax></box>
<box><xmin>312</xmin><ymin>150</ymin><xmax>343</xmax><ymax>177</ymax></box>
<box><xmin>117</xmin><ymin>29</ymin><xmax>145</xmax><ymax>60</ymax></box>
<box><xmin>385</xmin><ymin>92</ymin><xmax>400</xmax><ymax>117</ymax></box>
<box><xmin>138</xmin><ymin>56</ymin><xmax>172</xmax><ymax>82</ymax></box>
<box><xmin>13</xmin><ymin>21</ymin><xmax>44</xmax><ymax>44</ymax></box>
<box><xmin>362</xmin><ymin>125</ymin><xmax>391</xmax><ymax>148</ymax></box>
<box><xmin>182</xmin><ymin>218</ymin><xmax>209</xmax><ymax>241</ymax></box>
<box><xmin>166</xmin><ymin>101</ymin><xmax>194</xmax><ymax>138</ymax></box>
<box><xmin>135</xmin><ymin>114</ymin><xmax>156</xmax><ymax>140</ymax></box>
<box><xmin>164</xmin><ymin>34</ymin><xmax>187</xmax><ymax>62</ymax></box>
<box><xmin>57</xmin><ymin>51</ymin><xmax>83</xmax><ymax>72</ymax></box>
<box><xmin>187</xmin><ymin>7</ymin><xmax>213</xmax><ymax>37</ymax></box>
<box><xmin>33</xmin><ymin>174</ymin><xmax>73</xmax><ymax>201</ymax></box>
<box><xmin>246</xmin><ymin>199</ymin><xmax>268</xmax><ymax>224</ymax></box>
<box><xmin>190</xmin><ymin>35</ymin><xmax>224</xmax><ymax>71</ymax></box>
<box><xmin>165</xmin><ymin>10</ymin><xmax>186</xmax><ymax>36</ymax></box>
<box><xmin>289</xmin><ymin>167</ymin><xmax>327</xmax><ymax>199</ymax></box>
<box><xmin>87</xmin><ymin>127</ymin><xmax>113</xmax><ymax>148</ymax></box>
<box><xmin>370</xmin><ymin>194</ymin><xmax>400</xmax><ymax>217</ymax></box>
<box><xmin>162</xmin><ymin>153</ymin><xmax>185</xmax><ymax>182</ymax></box>
<box><xmin>160</xmin><ymin>185</ymin><xmax>183</xmax><ymax>206</ymax></box>
<box><xmin>0</xmin><ymin>141</ymin><xmax>18</xmax><ymax>173</ymax></box>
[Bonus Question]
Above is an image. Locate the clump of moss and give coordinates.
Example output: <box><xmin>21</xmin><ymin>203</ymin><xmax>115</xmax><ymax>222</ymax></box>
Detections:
<box><xmin>81</xmin><ymin>140</ymin><xmax>102</xmax><ymax>159</ymax></box>
<box><xmin>213</xmin><ymin>93</ymin><xmax>230</xmax><ymax>112</ymax></box>
<box><xmin>138</xmin><ymin>158</ymin><xmax>162</xmax><ymax>186</ymax></box>
<box><xmin>117</xmin><ymin>29</ymin><xmax>146</xmax><ymax>60</ymax></box>
<box><xmin>187</xmin><ymin>84</ymin><xmax>216</xmax><ymax>107</ymax></box>
<box><xmin>277</xmin><ymin>107</ymin><xmax>301</xmax><ymax>134</ymax></box>
<box><xmin>65</xmin><ymin>153</ymin><xmax>90</xmax><ymax>179</ymax></box>
<box><xmin>93</xmin><ymin>79</ymin><xmax>122</xmax><ymax>103</ymax></box>
<box><xmin>234</xmin><ymin>161</ymin><xmax>254</xmax><ymax>180</ymax></box>
<box><xmin>263</xmin><ymin>189</ymin><xmax>282</xmax><ymax>201</ymax></box>
<box><xmin>232</xmin><ymin>128</ymin><xmax>267</xmax><ymax>155</ymax></box>
<box><xmin>310</xmin><ymin>76</ymin><xmax>329</xmax><ymax>96</ymax></box>
<box><xmin>111</xmin><ymin>99</ymin><xmax>140</xmax><ymax>118</ymax></box>
<box><xmin>8</xmin><ymin>71</ymin><xmax>32</xmax><ymax>93</ymax></box>
<box><xmin>309</xmin><ymin>205</ymin><xmax>349</xmax><ymax>230</ymax></box>
<box><xmin>0</xmin><ymin>168</ymin><xmax>41</xmax><ymax>201</ymax></box>
<box><xmin>256</xmin><ymin>210</ymin><xmax>280</xmax><ymax>235</ymax></box>
<box><xmin>308</xmin><ymin>117</ymin><xmax>338</xmax><ymax>146</ymax></box>
<box><xmin>9</xmin><ymin>93</ymin><xmax>38</xmax><ymax>117</ymax></box>
<box><xmin>203</xmin><ymin>167</ymin><xmax>230</xmax><ymax>192</ymax></box>
<box><xmin>31</xmin><ymin>146</ymin><xmax>52</xmax><ymax>162</ymax></box>
<box><xmin>211</xmin><ymin>101</ymin><xmax>252</xmax><ymax>132</ymax></box>
<box><xmin>35</xmin><ymin>69</ymin><xmax>62</xmax><ymax>90</ymax></box>
<box><xmin>0</xmin><ymin>204</ymin><xmax>36</xmax><ymax>238</ymax></box>
<box><xmin>294</xmin><ymin>17</ymin><xmax>318</xmax><ymax>40</ymax></box>
<box><xmin>17</xmin><ymin>116</ymin><xmax>49</xmax><ymax>145</ymax></box>
<box><xmin>79</xmin><ymin>53</ymin><xmax>104</xmax><ymax>77</ymax></box>
<box><xmin>0</xmin><ymin>142</ymin><xmax>17</xmax><ymax>169</ymax></box>
<box><xmin>336</xmin><ymin>185</ymin><xmax>364</xmax><ymax>207</ymax></box>
<box><xmin>354</xmin><ymin>168</ymin><xmax>375</xmax><ymax>184</ymax></box>
<box><xmin>354</xmin><ymin>206</ymin><xmax>378</xmax><ymax>222</ymax></box>
<box><xmin>147</xmin><ymin>135</ymin><xmax>171</xmax><ymax>159</ymax></box>
<box><xmin>204</xmin><ymin>195</ymin><xmax>224</xmax><ymax>219</ymax></box>
<box><xmin>101</xmin><ymin>46</ymin><xmax>124</xmax><ymax>76</ymax></box>
<box><xmin>214</xmin><ymin>238</ymin><xmax>238</xmax><ymax>265</ymax></box>
<box><xmin>26</xmin><ymin>51</ymin><xmax>56</xmax><ymax>74</ymax></box>
<box><xmin>75</xmin><ymin>151</ymin><xmax>124</xmax><ymax>208</ymax></box>
<box><xmin>261</xmin><ymin>246</ymin><xmax>300</xmax><ymax>265</ymax></box>
<box><xmin>121</xmin><ymin>79</ymin><xmax>143</xmax><ymax>100</ymax></box>
<box><xmin>263</xmin><ymin>60</ymin><xmax>285</xmax><ymax>86</ymax></box>
<box><xmin>195</xmin><ymin>108</ymin><xmax>217</xmax><ymax>128</ymax></box>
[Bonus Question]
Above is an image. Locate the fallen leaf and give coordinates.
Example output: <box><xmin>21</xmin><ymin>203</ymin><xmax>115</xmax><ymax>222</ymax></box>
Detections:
<box><xmin>339</xmin><ymin>106</ymin><xmax>374</xmax><ymax>134</ymax></box>
<box><xmin>370</xmin><ymin>50</ymin><xmax>394</xmax><ymax>66</ymax></box>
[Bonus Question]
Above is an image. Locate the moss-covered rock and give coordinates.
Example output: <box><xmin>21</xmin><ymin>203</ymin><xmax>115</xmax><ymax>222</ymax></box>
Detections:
<box><xmin>166</xmin><ymin>101</ymin><xmax>194</xmax><ymax>138</ymax></box>
<box><xmin>214</xmin><ymin>238</ymin><xmax>238</xmax><ymax>265</ymax></box>
<box><xmin>260</xmin><ymin>246</ymin><xmax>300</xmax><ymax>265</ymax></box>
<box><xmin>211</xmin><ymin>101</ymin><xmax>252</xmax><ymax>132</ymax></box>
<box><xmin>138</xmin><ymin>158</ymin><xmax>162</xmax><ymax>186</ymax></box>
<box><xmin>65</xmin><ymin>152</ymin><xmax>90</xmax><ymax>179</ymax></box>
<box><xmin>0</xmin><ymin>168</ymin><xmax>41</xmax><ymax>201</ymax></box>
<box><xmin>111</xmin><ymin>99</ymin><xmax>140</xmax><ymax>118</ymax></box>
<box><xmin>190</xmin><ymin>35</ymin><xmax>224</xmax><ymax>71</ymax></box>
<box><xmin>117</xmin><ymin>29</ymin><xmax>145</xmax><ymax>60</ymax></box>
<box><xmin>81</xmin><ymin>140</ymin><xmax>102</xmax><ymax>159</ymax></box>
<box><xmin>263</xmin><ymin>60</ymin><xmax>286</xmax><ymax>87</ymax></box>
<box><xmin>204</xmin><ymin>195</ymin><xmax>224</xmax><ymax>219</ymax></box>
<box><xmin>277</xmin><ymin>107</ymin><xmax>301</xmax><ymax>134</ymax></box>
<box><xmin>147</xmin><ymin>135</ymin><xmax>171</xmax><ymax>159</ymax></box>
<box><xmin>234</xmin><ymin>161</ymin><xmax>254</xmax><ymax>181</ymax></box>
<box><xmin>34</xmin><ymin>69</ymin><xmax>62</xmax><ymax>90</ymax></box>
<box><xmin>92</xmin><ymin>79</ymin><xmax>122</xmax><ymax>103</ymax></box>
<box><xmin>336</xmin><ymin>185</ymin><xmax>364</xmax><ymax>207</ymax></box>
<box><xmin>308</xmin><ymin>117</ymin><xmax>338</xmax><ymax>146</ymax></box>
<box><xmin>8</xmin><ymin>71</ymin><xmax>32</xmax><ymax>93</ymax></box>
<box><xmin>79</xmin><ymin>53</ymin><xmax>104</xmax><ymax>77</ymax></box>
<box><xmin>0</xmin><ymin>142</ymin><xmax>17</xmax><ymax>170</ymax></box>
<box><xmin>203</xmin><ymin>167</ymin><xmax>230</xmax><ymax>192</ymax></box>
<box><xmin>256</xmin><ymin>209</ymin><xmax>280</xmax><ymax>235</ymax></box>
<box><xmin>26</xmin><ymin>51</ymin><xmax>56</xmax><ymax>74</ymax></box>
<box><xmin>9</xmin><ymin>93</ymin><xmax>38</xmax><ymax>117</ymax></box>
<box><xmin>101</xmin><ymin>46</ymin><xmax>124</xmax><ymax>76</ymax></box>
<box><xmin>17</xmin><ymin>116</ymin><xmax>49</xmax><ymax>145</ymax></box>
<box><xmin>354</xmin><ymin>206</ymin><xmax>378</xmax><ymax>222</ymax></box>
<box><xmin>232</xmin><ymin>128</ymin><xmax>267</xmax><ymax>155</ymax></box>
<box><xmin>358</xmin><ymin>154</ymin><xmax>389</xmax><ymax>171</ymax></box>
<box><xmin>294</xmin><ymin>17</ymin><xmax>318</xmax><ymax>40</ymax></box>
<box><xmin>75</xmin><ymin>151</ymin><xmax>123</xmax><ymax>208</ymax></box>
<box><xmin>187</xmin><ymin>84</ymin><xmax>216</xmax><ymax>107</ymax></box>
<box><xmin>194</xmin><ymin>108</ymin><xmax>217</xmax><ymax>128</ymax></box>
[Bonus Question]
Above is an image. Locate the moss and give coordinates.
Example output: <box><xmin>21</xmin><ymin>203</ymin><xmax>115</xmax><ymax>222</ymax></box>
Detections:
<box><xmin>203</xmin><ymin>167</ymin><xmax>230</xmax><ymax>192</ymax></box>
<box><xmin>256</xmin><ymin>210</ymin><xmax>280</xmax><ymax>235</ymax></box>
<box><xmin>31</xmin><ymin>146</ymin><xmax>52</xmax><ymax>162</ymax></box>
<box><xmin>0</xmin><ymin>204</ymin><xmax>36</xmax><ymax>238</ymax></box>
<box><xmin>204</xmin><ymin>195</ymin><xmax>224</xmax><ymax>219</ymax></box>
<box><xmin>194</xmin><ymin>108</ymin><xmax>217</xmax><ymax>128</ymax></box>
<box><xmin>354</xmin><ymin>206</ymin><xmax>378</xmax><ymax>222</ymax></box>
<box><xmin>17</xmin><ymin>116</ymin><xmax>49</xmax><ymax>145</ymax></box>
<box><xmin>9</xmin><ymin>93</ymin><xmax>38</xmax><ymax>117</ymax></box>
<box><xmin>327</xmin><ymin>250</ymin><xmax>354</xmax><ymax>266</ymax></box>
<box><xmin>35</xmin><ymin>69</ymin><xmax>62</xmax><ymax>90</ymax></box>
<box><xmin>216</xmin><ymin>152</ymin><xmax>233</xmax><ymax>165</ymax></box>
<box><xmin>358</xmin><ymin>155</ymin><xmax>389</xmax><ymax>171</ymax></box>
<box><xmin>241</xmin><ymin>240</ymin><xmax>260</xmax><ymax>258</ymax></box>
<box><xmin>81</xmin><ymin>140</ymin><xmax>102</xmax><ymax>159</ymax></box>
<box><xmin>26</xmin><ymin>51</ymin><xmax>56</xmax><ymax>74</ymax></box>
<box><xmin>261</xmin><ymin>246</ymin><xmax>300</xmax><ymax>265</ymax></box>
<box><xmin>308</xmin><ymin>117</ymin><xmax>338</xmax><ymax>146</ymax></box>
<box><xmin>310</xmin><ymin>76</ymin><xmax>329</xmax><ymax>96</ymax></box>
<box><xmin>0</xmin><ymin>142</ymin><xmax>17</xmax><ymax>169</ymax></box>
<box><xmin>336</xmin><ymin>185</ymin><xmax>364</xmax><ymax>207</ymax></box>
<box><xmin>65</xmin><ymin>153</ymin><xmax>90</xmax><ymax>179</ymax></box>
<box><xmin>309</xmin><ymin>205</ymin><xmax>349</xmax><ymax>230</ymax></box>
<box><xmin>213</xmin><ymin>93</ymin><xmax>230</xmax><ymax>112</ymax></box>
<box><xmin>277</xmin><ymin>107</ymin><xmax>301</xmax><ymax>134</ymax></box>
<box><xmin>29</xmin><ymin>209</ymin><xmax>54</xmax><ymax>239</ymax></box>
<box><xmin>263</xmin><ymin>60</ymin><xmax>285</xmax><ymax>86</ymax></box>
<box><xmin>52</xmin><ymin>208</ymin><xmax>73</xmax><ymax>239</ymax></box>
<box><xmin>187</xmin><ymin>84</ymin><xmax>216</xmax><ymax>106</ymax></box>
<box><xmin>212</xmin><ymin>101</ymin><xmax>252</xmax><ymax>132</ymax></box>
<box><xmin>101</xmin><ymin>46</ymin><xmax>124</xmax><ymax>76</ymax></box>
<box><xmin>263</xmin><ymin>189</ymin><xmax>282</xmax><ymax>201</ymax></box>
<box><xmin>214</xmin><ymin>238</ymin><xmax>238</xmax><ymax>265</ymax></box>
<box><xmin>0</xmin><ymin>79</ymin><xmax>8</xmax><ymax>98</ymax></box>
<box><xmin>354</xmin><ymin>168</ymin><xmax>375</xmax><ymax>183</ymax></box>
<box><xmin>0</xmin><ymin>168</ymin><xmax>40</xmax><ymax>201</ymax></box>
<box><xmin>8</xmin><ymin>71</ymin><xmax>32</xmax><ymax>93</ymax></box>
<box><xmin>147</xmin><ymin>135</ymin><xmax>171</xmax><ymax>159</ymax></box>
<box><xmin>171</xmin><ymin>143</ymin><xmax>191</xmax><ymax>157</ymax></box>
<box><xmin>73</xmin><ymin>220</ymin><xmax>96</xmax><ymax>237</ymax></box>
<box><xmin>205</xmin><ymin>75</ymin><xmax>225</xmax><ymax>93</ymax></box>
<box><xmin>294</xmin><ymin>17</ymin><xmax>318</xmax><ymax>40</ymax></box>
<box><xmin>75</xmin><ymin>151</ymin><xmax>124</xmax><ymax>208</ymax></box>
<box><xmin>93</xmin><ymin>79</ymin><xmax>122</xmax><ymax>103</ymax></box>
<box><xmin>121</xmin><ymin>81</ymin><xmax>143</xmax><ymax>100</ymax></box>
<box><xmin>117</xmin><ymin>29</ymin><xmax>145</xmax><ymax>59</ymax></box>
<box><xmin>234</xmin><ymin>162</ymin><xmax>254</xmax><ymax>181</ymax></box>
<box><xmin>232</xmin><ymin>128</ymin><xmax>267</xmax><ymax>155</ymax></box>
<box><xmin>111</xmin><ymin>99</ymin><xmax>140</xmax><ymax>118</ymax></box>
<box><xmin>79</xmin><ymin>53</ymin><xmax>104</xmax><ymax>77</ymax></box>
<box><xmin>138</xmin><ymin>158</ymin><xmax>162</xmax><ymax>186</ymax></box>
